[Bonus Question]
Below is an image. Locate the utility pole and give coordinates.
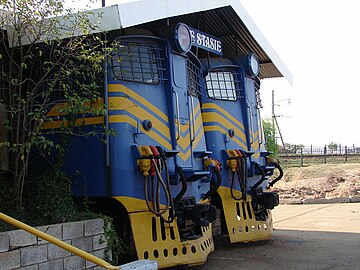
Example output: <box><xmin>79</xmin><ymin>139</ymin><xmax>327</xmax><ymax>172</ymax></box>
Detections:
<box><xmin>272</xmin><ymin>90</ymin><xmax>275</xmax><ymax>143</ymax></box>
<box><xmin>271</xmin><ymin>90</ymin><xmax>287</xmax><ymax>154</ymax></box>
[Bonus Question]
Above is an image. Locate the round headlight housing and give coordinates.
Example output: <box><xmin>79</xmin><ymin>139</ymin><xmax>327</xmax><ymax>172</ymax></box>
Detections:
<box><xmin>247</xmin><ymin>53</ymin><xmax>260</xmax><ymax>77</ymax></box>
<box><xmin>174</xmin><ymin>23</ymin><xmax>192</xmax><ymax>53</ymax></box>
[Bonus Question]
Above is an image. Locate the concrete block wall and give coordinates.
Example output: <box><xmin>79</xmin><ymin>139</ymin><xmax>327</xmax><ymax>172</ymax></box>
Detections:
<box><xmin>0</xmin><ymin>219</ymin><xmax>110</xmax><ymax>270</ymax></box>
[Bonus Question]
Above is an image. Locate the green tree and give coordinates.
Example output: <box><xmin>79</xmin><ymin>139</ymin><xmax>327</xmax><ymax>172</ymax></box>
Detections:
<box><xmin>328</xmin><ymin>141</ymin><xmax>339</xmax><ymax>153</ymax></box>
<box><xmin>262</xmin><ymin>119</ymin><xmax>279</xmax><ymax>157</ymax></box>
<box><xmin>0</xmin><ymin>0</ymin><xmax>114</xmax><ymax>207</ymax></box>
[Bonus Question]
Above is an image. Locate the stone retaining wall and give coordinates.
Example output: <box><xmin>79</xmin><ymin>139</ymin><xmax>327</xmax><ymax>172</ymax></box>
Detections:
<box><xmin>0</xmin><ymin>219</ymin><xmax>110</xmax><ymax>270</ymax></box>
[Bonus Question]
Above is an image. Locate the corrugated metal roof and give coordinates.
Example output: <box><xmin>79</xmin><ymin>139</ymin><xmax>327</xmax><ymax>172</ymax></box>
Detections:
<box><xmin>111</xmin><ymin>0</ymin><xmax>293</xmax><ymax>84</ymax></box>
<box><xmin>8</xmin><ymin>0</ymin><xmax>292</xmax><ymax>84</ymax></box>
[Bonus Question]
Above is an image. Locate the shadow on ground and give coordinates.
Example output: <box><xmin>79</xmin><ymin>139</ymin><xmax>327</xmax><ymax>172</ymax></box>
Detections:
<box><xmin>168</xmin><ymin>229</ymin><xmax>360</xmax><ymax>270</ymax></box>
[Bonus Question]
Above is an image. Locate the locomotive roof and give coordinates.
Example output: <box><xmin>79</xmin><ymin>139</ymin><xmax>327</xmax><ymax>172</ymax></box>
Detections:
<box><xmin>99</xmin><ymin>0</ymin><xmax>293</xmax><ymax>84</ymax></box>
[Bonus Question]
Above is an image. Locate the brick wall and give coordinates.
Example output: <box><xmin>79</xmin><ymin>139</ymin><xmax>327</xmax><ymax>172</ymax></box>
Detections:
<box><xmin>0</xmin><ymin>219</ymin><xmax>111</xmax><ymax>270</ymax></box>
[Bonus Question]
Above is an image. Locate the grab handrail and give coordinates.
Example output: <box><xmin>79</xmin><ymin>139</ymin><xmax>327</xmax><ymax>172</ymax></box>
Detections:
<box><xmin>0</xmin><ymin>212</ymin><xmax>120</xmax><ymax>270</ymax></box>
<box><xmin>190</xmin><ymin>96</ymin><xmax>196</xmax><ymax>143</ymax></box>
<box><xmin>173</xmin><ymin>90</ymin><xmax>181</xmax><ymax>141</ymax></box>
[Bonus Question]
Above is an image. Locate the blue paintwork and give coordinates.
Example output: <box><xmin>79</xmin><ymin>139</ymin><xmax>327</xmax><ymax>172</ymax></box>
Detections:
<box><xmin>200</xmin><ymin>57</ymin><xmax>269</xmax><ymax>193</ymax></box>
<box><xmin>62</xmin><ymin>35</ymin><xmax>210</xmax><ymax>204</ymax></box>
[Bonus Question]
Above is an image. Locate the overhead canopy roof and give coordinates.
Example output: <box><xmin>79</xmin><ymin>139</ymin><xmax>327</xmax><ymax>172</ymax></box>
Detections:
<box><xmin>97</xmin><ymin>0</ymin><xmax>293</xmax><ymax>84</ymax></box>
<box><xmin>7</xmin><ymin>0</ymin><xmax>292</xmax><ymax>84</ymax></box>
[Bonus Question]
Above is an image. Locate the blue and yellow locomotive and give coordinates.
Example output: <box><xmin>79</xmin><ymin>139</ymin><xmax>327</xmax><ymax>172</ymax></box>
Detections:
<box><xmin>200</xmin><ymin>54</ymin><xmax>281</xmax><ymax>243</ymax></box>
<box><xmin>42</xmin><ymin>3</ymin><xmax>289</xmax><ymax>268</ymax></box>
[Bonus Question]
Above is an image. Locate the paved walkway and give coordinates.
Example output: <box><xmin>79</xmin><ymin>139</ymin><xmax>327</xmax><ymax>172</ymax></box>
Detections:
<box><xmin>272</xmin><ymin>203</ymin><xmax>360</xmax><ymax>233</ymax></box>
<box><xmin>191</xmin><ymin>203</ymin><xmax>360</xmax><ymax>270</ymax></box>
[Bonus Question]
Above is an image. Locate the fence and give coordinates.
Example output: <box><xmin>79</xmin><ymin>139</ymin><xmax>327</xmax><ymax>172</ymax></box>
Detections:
<box><xmin>278</xmin><ymin>145</ymin><xmax>360</xmax><ymax>167</ymax></box>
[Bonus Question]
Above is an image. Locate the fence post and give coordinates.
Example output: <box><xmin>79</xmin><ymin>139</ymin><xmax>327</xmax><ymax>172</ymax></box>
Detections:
<box><xmin>345</xmin><ymin>146</ymin><xmax>348</xmax><ymax>163</ymax></box>
<box><xmin>300</xmin><ymin>147</ymin><xmax>304</xmax><ymax>167</ymax></box>
<box><xmin>324</xmin><ymin>145</ymin><xmax>327</xmax><ymax>164</ymax></box>
<box><xmin>339</xmin><ymin>144</ymin><xmax>342</xmax><ymax>154</ymax></box>
<box><xmin>310</xmin><ymin>145</ymin><xmax>312</xmax><ymax>154</ymax></box>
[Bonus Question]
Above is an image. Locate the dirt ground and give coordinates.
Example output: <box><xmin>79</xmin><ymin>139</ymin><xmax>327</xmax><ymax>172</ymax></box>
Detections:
<box><xmin>269</xmin><ymin>163</ymin><xmax>360</xmax><ymax>202</ymax></box>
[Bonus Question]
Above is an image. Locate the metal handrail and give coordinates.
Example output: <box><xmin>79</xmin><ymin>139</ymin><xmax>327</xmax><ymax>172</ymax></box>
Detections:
<box><xmin>247</xmin><ymin>105</ymin><xmax>254</xmax><ymax>145</ymax></box>
<box><xmin>0</xmin><ymin>212</ymin><xmax>120</xmax><ymax>270</ymax></box>
<box><xmin>190</xmin><ymin>95</ymin><xmax>196</xmax><ymax>143</ymax></box>
<box><xmin>173</xmin><ymin>90</ymin><xmax>180</xmax><ymax>141</ymax></box>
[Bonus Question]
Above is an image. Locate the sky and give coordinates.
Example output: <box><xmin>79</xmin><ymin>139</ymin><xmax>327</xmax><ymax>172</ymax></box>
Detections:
<box><xmin>69</xmin><ymin>0</ymin><xmax>360</xmax><ymax>147</ymax></box>
<box><xmin>240</xmin><ymin>0</ymin><xmax>360</xmax><ymax>147</ymax></box>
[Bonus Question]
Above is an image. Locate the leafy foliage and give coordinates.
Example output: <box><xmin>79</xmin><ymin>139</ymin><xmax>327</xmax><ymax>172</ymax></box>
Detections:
<box><xmin>262</xmin><ymin>119</ymin><xmax>279</xmax><ymax>157</ymax></box>
<box><xmin>0</xmin><ymin>0</ymin><xmax>116</xmax><ymax>207</ymax></box>
<box><xmin>0</xmin><ymin>171</ymin><xmax>98</xmax><ymax>232</ymax></box>
<box><xmin>103</xmin><ymin>216</ymin><xmax>127</xmax><ymax>265</ymax></box>
<box><xmin>328</xmin><ymin>141</ymin><xmax>339</xmax><ymax>151</ymax></box>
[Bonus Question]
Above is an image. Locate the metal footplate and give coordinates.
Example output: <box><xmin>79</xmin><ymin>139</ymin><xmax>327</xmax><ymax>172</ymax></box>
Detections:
<box><xmin>217</xmin><ymin>186</ymin><xmax>273</xmax><ymax>243</ymax></box>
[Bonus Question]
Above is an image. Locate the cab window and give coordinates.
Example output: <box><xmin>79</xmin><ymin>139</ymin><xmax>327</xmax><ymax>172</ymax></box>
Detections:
<box><xmin>206</xmin><ymin>70</ymin><xmax>241</xmax><ymax>101</ymax></box>
<box><xmin>111</xmin><ymin>42</ymin><xmax>164</xmax><ymax>84</ymax></box>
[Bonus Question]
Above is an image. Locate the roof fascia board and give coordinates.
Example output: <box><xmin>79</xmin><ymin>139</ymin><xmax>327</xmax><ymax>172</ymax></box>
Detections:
<box><xmin>116</xmin><ymin>0</ymin><xmax>231</xmax><ymax>29</ymax></box>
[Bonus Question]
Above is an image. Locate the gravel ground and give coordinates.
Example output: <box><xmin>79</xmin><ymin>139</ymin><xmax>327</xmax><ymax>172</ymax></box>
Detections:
<box><xmin>269</xmin><ymin>163</ymin><xmax>360</xmax><ymax>203</ymax></box>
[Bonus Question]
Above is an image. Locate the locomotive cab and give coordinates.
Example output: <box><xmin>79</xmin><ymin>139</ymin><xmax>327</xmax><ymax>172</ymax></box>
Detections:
<box><xmin>200</xmin><ymin>55</ymin><xmax>280</xmax><ymax>243</ymax></box>
<box><xmin>55</xmin><ymin>24</ymin><xmax>218</xmax><ymax>268</ymax></box>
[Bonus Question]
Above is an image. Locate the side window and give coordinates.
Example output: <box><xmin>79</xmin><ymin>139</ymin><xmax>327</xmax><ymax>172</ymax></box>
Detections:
<box><xmin>187</xmin><ymin>58</ymin><xmax>201</xmax><ymax>97</ymax></box>
<box><xmin>206</xmin><ymin>70</ymin><xmax>241</xmax><ymax>101</ymax></box>
<box><xmin>111</xmin><ymin>42</ymin><xmax>164</xmax><ymax>84</ymax></box>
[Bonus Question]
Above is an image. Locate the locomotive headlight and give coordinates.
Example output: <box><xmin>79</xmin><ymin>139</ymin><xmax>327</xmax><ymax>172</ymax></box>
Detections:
<box><xmin>249</xmin><ymin>53</ymin><xmax>260</xmax><ymax>76</ymax></box>
<box><xmin>174</xmin><ymin>23</ymin><xmax>192</xmax><ymax>53</ymax></box>
<box><xmin>238</xmin><ymin>53</ymin><xmax>260</xmax><ymax>77</ymax></box>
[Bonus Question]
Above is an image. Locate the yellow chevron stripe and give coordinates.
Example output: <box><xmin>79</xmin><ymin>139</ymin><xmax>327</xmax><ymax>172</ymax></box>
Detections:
<box><xmin>177</xmin><ymin>129</ymin><xmax>190</xmax><ymax>151</ymax></box>
<box><xmin>202</xmin><ymin>103</ymin><xmax>245</xmax><ymax>130</ymax></box>
<box><xmin>192</xmin><ymin>100</ymin><xmax>201</xmax><ymax>121</ymax></box>
<box><xmin>195</xmin><ymin>111</ymin><xmax>204</xmax><ymax>135</ymax></box>
<box><xmin>108</xmin><ymin>84</ymin><xmax>168</xmax><ymax>122</ymax></box>
<box><xmin>202</xmin><ymin>112</ymin><xmax>246</xmax><ymax>142</ymax></box>
<box><xmin>250</xmin><ymin>130</ymin><xmax>259</xmax><ymax>147</ymax></box>
<box><xmin>253</xmin><ymin>152</ymin><xmax>260</xmax><ymax>159</ymax></box>
<box><xmin>177</xmin><ymin>148</ymin><xmax>191</xmax><ymax>161</ymax></box>
<box><xmin>177</xmin><ymin>103</ymin><xmax>206</xmax><ymax>161</ymax></box>
<box><xmin>178</xmin><ymin>103</ymin><xmax>204</xmax><ymax>160</ymax></box>
<box><xmin>109</xmin><ymin>97</ymin><xmax>170</xmax><ymax>140</ymax></box>
<box><xmin>180</xmin><ymin>122</ymin><xmax>190</xmax><ymax>133</ymax></box>
<box><xmin>204</xmin><ymin>125</ymin><xmax>247</xmax><ymax>150</ymax></box>
<box><xmin>193</xmin><ymin>102</ymin><xmax>202</xmax><ymax>131</ymax></box>
<box><xmin>109</xmin><ymin>115</ymin><xmax>172</xmax><ymax>150</ymax></box>
<box><xmin>176</xmin><ymin>123</ymin><xmax>194</xmax><ymax>160</ymax></box>
<box><xmin>250</xmin><ymin>130</ymin><xmax>261</xmax><ymax>159</ymax></box>
<box><xmin>42</xmin><ymin>116</ymin><xmax>104</xmax><ymax>129</ymax></box>
<box><xmin>46</xmin><ymin>99</ymin><xmax>104</xmax><ymax>117</ymax></box>
<box><xmin>177</xmin><ymin>132</ymin><xmax>204</xmax><ymax>161</ymax></box>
